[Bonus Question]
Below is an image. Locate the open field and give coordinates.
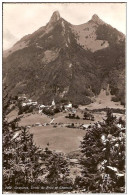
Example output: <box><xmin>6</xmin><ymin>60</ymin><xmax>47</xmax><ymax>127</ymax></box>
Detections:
<box><xmin>11</xmin><ymin>111</ymin><xmax>106</xmax><ymax>128</ymax></box>
<box><xmin>6</xmin><ymin>108</ymin><xmax>19</xmax><ymax>122</ymax></box>
<box><xmin>29</xmin><ymin>126</ymin><xmax>86</xmax><ymax>153</ymax></box>
<box><xmin>18</xmin><ymin>113</ymin><xmax>51</xmax><ymax>126</ymax></box>
<box><xmin>18</xmin><ymin>111</ymin><xmax>107</xmax><ymax>128</ymax></box>
<box><xmin>54</xmin><ymin>111</ymin><xmax>105</xmax><ymax>124</ymax></box>
<box><xmin>54</xmin><ymin>112</ymin><xmax>86</xmax><ymax>124</ymax></box>
<box><xmin>79</xmin><ymin>89</ymin><xmax>124</xmax><ymax>110</ymax></box>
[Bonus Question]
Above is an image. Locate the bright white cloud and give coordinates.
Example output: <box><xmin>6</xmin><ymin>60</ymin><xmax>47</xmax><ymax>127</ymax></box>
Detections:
<box><xmin>3</xmin><ymin>3</ymin><xmax>126</xmax><ymax>50</ymax></box>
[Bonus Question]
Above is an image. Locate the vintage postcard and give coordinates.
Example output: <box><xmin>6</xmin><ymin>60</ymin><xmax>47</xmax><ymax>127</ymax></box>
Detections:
<box><xmin>2</xmin><ymin>2</ymin><xmax>126</xmax><ymax>193</ymax></box>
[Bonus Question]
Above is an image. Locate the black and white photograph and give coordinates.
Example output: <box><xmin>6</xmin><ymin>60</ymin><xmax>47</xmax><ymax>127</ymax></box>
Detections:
<box><xmin>2</xmin><ymin>2</ymin><xmax>126</xmax><ymax>193</ymax></box>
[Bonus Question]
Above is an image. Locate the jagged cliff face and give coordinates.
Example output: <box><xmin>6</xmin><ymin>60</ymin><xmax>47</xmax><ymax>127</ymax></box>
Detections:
<box><xmin>3</xmin><ymin>11</ymin><xmax>125</xmax><ymax>105</ymax></box>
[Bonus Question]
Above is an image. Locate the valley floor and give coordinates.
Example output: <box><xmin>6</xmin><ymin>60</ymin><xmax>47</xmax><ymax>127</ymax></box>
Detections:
<box><xmin>7</xmin><ymin>107</ymin><xmax>125</xmax><ymax>154</ymax></box>
<box><xmin>6</xmin><ymin>89</ymin><xmax>125</xmax><ymax>156</ymax></box>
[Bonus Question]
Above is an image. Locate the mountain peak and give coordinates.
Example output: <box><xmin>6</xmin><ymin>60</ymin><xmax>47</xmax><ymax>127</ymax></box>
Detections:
<box><xmin>50</xmin><ymin>11</ymin><xmax>60</xmax><ymax>23</ymax></box>
<box><xmin>92</xmin><ymin>14</ymin><xmax>99</xmax><ymax>20</ymax></box>
<box><xmin>91</xmin><ymin>14</ymin><xmax>104</xmax><ymax>25</ymax></box>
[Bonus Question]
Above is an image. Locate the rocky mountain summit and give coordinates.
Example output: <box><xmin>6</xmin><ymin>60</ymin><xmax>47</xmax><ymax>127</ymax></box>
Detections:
<box><xmin>3</xmin><ymin>11</ymin><xmax>125</xmax><ymax>105</ymax></box>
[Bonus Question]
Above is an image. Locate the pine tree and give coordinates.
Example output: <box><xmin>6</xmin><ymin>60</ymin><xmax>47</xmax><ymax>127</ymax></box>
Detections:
<box><xmin>10</xmin><ymin>127</ymin><xmax>44</xmax><ymax>192</ymax></box>
<box><xmin>3</xmin><ymin>124</ymin><xmax>45</xmax><ymax>193</ymax></box>
<box><xmin>75</xmin><ymin>109</ymin><xmax>125</xmax><ymax>193</ymax></box>
<box><xmin>3</xmin><ymin>116</ymin><xmax>16</xmax><ymax>191</ymax></box>
<box><xmin>44</xmin><ymin>149</ymin><xmax>73</xmax><ymax>192</ymax></box>
<box><xmin>104</xmin><ymin>108</ymin><xmax>116</xmax><ymax>126</ymax></box>
<box><xmin>75</xmin><ymin>123</ymin><xmax>104</xmax><ymax>192</ymax></box>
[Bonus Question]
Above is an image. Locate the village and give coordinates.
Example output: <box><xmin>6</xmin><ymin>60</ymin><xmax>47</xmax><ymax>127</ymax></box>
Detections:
<box><xmin>6</xmin><ymin>94</ymin><xmax>125</xmax><ymax>154</ymax></box>
<box><xmin>7</xmin><ymin>94</ymin><xmax>103</xmax><ymax>132</ymax></box>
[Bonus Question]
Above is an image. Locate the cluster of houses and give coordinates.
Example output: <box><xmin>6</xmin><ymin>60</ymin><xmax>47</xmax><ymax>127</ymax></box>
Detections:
<box><xmin>18</xmin><ymin>94</ymin><xmax>74</xmax><ymax>115</ymax></box>
<box><xmin>18</xmin><ymin>95</ymin><xmax>38</xmax><ymax>107</ymax></box>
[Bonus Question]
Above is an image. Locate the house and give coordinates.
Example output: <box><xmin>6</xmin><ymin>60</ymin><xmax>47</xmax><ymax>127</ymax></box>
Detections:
<box><xmin>22</xmin><ymin>103</ymin><xmax>27</xmax><ymax>107</ymax></box>
<box><xmin>52</xmin><ymin>99</ymin><xmax>55</xmax><ymax>106</ymax></box>
<box><xmin>66</xmin><ymin>102</ymin><xmax>72</xmax><ymax>108</ymax></box>
<box><xmin>40</xmin><ymin>105</ymin><xmax>46</xmax><ymax>108</ymax></box>
<box><xmin>18</xmin><ymin>95</ymin><xmax>27</xmax><ymax>101</ymax></box>
<box><xmin>82</xmin><ymin>124</ymin><xmax>90</xmax><ymax>129</ymax></box>
<box><xmin>38</xmin><ymin>104</ymin><xmax>48</xmax><ymax>113</ymax></box>
<box><xmin>28</xmin><ymin>99</ymin><xmax>32</xmax><ymax>103</ymax></box>
<box><xmin>31</xmin><ymin>101</ymin><xmax>37</xmax><ymax>106</ymax></box>
<box><xmin>22</xmin><ymin>101</ymin><xmax>37</xmax><ymax>107</ymax></box>
<box><xmin>64</xmin><ymin>102</ymin><xmax>72</xmax><ymax>110</ymax></box>
<box><xmin>26</xmin><ymin>102</ymin><xmax>32</xmax><ymax>106</ymax></box>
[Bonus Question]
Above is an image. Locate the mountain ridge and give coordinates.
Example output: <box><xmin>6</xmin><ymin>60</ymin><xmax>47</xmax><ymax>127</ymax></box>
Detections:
<box><xmin>3</xmin><ymin>11</ymin><xmax>125</xmax><ymax>105</ymax></box>
<box><xmin>3</xmin><ymin>12</ymin><xmax>125</xmax><ymax>57</ymax></box>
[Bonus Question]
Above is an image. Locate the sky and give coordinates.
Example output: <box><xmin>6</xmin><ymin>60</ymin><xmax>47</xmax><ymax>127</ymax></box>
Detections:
<box><xmin>3</xmin><ymin>3</ymin><xmax>126</xmax><ymax>50</ymax></box>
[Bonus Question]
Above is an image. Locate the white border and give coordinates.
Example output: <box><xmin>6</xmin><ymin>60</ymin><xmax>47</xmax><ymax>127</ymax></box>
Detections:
<box><xmin>1</xmin><ymin>1</ymin><xmax>128</xmax><ymax>195</ymax></box>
